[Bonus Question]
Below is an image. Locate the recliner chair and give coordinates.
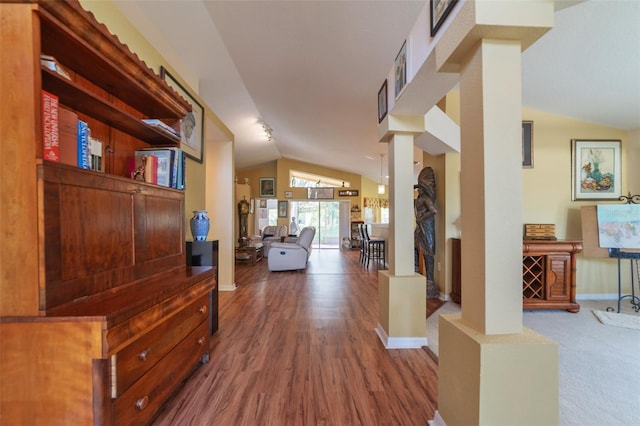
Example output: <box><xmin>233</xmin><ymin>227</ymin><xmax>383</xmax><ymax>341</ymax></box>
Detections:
<box><xmin>267</xmin><ymin>226</ymin><xmax>316</xmax><ymax>271</ymax></box>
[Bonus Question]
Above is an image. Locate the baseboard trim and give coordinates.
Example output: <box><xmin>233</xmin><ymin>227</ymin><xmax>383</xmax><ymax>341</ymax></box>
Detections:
<box><xmin>428</xmin><ymin>410</ymin><xmax>446</xmax><ymax>426</ymax></box>
<box><xmin>375</xmin><ymin>324</ymin><xmax>428</xmax><ymax>349</ymax></box>
<box><xmin>577</xmin><ymin>293</ymin><xmax>620</xmax><ymax>300</ymax></box>
<box><xmin>219</xmin><ymin>283</ymin><xmax>238</xmax><ymax>292</ymax></box>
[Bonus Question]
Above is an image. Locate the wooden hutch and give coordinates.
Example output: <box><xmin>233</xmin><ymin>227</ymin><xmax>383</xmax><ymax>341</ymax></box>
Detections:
<box><xmin>0</xmin><ymin>1</ymin><xmax>215</xmax><ymax>424</ymax></box>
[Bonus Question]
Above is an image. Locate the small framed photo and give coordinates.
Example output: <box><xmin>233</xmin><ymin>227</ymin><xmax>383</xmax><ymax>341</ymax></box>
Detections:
<box><xmin>378</xmin><ymin>79</ymin><xmax>388</xmax><ymax>123</ymax></box>
<box><xmin>259</xmin><ymin>199</ymin><xmax>267</xmax><ymax>209</ymax></box>
<box><xmin>160</xmin><ymin>66</ymin><xmax>204</xmax><ymax>163</ymax></box>
<box><xmin>571</xmin><ymin>139</ymin><xmax>622</xmax><ymax>201</ymax></box>
<box><xmin>278</xmin><ymin>200</ymin><xmax>288</xmax><ymax>218</ymax></box>
<box><xmin>522</xmin><ymin>121</ymin><xmax>533</xmax><ymax>168</ymax></box>
<box><xmin>395</xmin><ymin>40</ymin><xmax>408</xmax><ymax>99</ymax></box>
<box><xmin>430</xmin><ymin>0</ymin><xmax>459</xmax><ymax>37</ymax></box>
<box><xmin>338</xmin><ymin>189</ymin><xmax>359</xmax><ymax>197</ymax></box>
<box><xmin>259</xmin><ymin>177</ymin><xmax>275</xmax><ymax>197</ymax></box>
<box><xmin>284</xmin><ymin>191</ymin><xmax>293</xmax><ymax>198</ymax></box>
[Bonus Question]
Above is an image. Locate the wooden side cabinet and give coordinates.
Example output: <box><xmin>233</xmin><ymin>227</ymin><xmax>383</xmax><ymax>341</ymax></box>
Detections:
<box><xmin>522</xmin><ymin>240</ymin><xmax>583</xmax><ymax>312</ymax></box>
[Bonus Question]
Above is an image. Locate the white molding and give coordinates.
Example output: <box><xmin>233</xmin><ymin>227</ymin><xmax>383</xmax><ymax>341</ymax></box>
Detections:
<box><xmin>576</xmin><ymin>293</ymin><xmax>620</xmax><ymax>300</ymax></box>
<box><xmin>428</xmin><ymin>410</ymin><xmax>447</xmax><ymax>426</ymax></box>
<box><xmin>219</xmin><ymin>283</ymin><xmax>238</xmax><ymax>292</ymax></box>
<box><xmin>375</xmin><ymin>324</ymin><xmax>429</xmax><ymax>349</ymax></box>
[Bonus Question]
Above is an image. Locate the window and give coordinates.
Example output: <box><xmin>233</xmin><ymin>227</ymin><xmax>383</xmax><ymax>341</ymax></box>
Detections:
<box><xmin>289</xmin><ymin>170</ymin><xmax>349</xmax><ymax>188</ymax></box>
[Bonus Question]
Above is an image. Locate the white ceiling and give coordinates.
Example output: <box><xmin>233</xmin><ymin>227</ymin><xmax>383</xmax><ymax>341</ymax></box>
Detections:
<box><xmin>112</xmin><ymin>0</ymin><xmax>640</xmax><ymax>184</ymax></box>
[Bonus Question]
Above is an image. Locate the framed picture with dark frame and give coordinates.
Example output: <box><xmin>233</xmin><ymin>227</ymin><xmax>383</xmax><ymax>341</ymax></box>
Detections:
<box><xmin>571</xmin><ymin>139</ymin><xmax>622</xmax><ymax>201</ymax></box>
<box><xmin>338</xmin><ymin>189</ymin><xmax>359</xmax><ymax>197</ymax></box>
<box><xmin>430</xmin><ymin>0</ymin><xmax>459</xmax><ymax>37</ymax></box>
<box><xmin>394</xmin><ymin>40</ymin><xmax>408</xmax><ymax>99</ymax></box>
<box><xmin>522</xmin><ymin>121</ymin><xmax>533</xmax><ymax>168</ymax></box>
<box><xmin>378</xmin><ymin>79</ymin><xmax>388</xmax><ymax>123</ymax></box>
<box><xmin>160</xmin><ymin>66</ymin><xmax>204</xmax><ymax>163</ymax></box>
<box><xmin>277</xmin><ymin>200</ymin><xmax>288</xmax><ymax>218</ymax></box>
<box><xmin>259</xmin><ymin>177</ymin><xmax>275</xmax><ymax>197</ymax></box>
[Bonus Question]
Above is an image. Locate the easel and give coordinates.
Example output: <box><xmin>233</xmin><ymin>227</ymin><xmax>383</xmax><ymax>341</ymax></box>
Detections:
<box><xmin>580</xmin><ymin>193</ymin><xmax>640</xmax><ymax>313</ymax></box>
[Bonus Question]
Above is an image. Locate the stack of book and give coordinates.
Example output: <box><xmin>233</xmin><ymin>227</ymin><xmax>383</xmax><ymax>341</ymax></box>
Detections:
<box><xmin>131</xmin><ymin>147</ymin><xmax>185</xmax><ymax>189</ymax></box>
<box><xmin>41</xmin><ymin>90</ymin><xmax>103</xmax><ymax>172</ymax></box>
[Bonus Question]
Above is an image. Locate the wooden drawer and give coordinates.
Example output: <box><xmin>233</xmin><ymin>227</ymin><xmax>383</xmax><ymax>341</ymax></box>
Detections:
<box><xmin>113</xmin><ymin>319</ymin><xmax>210</xmax><ymax>425</ymax></box>
<box><xmin>112</xmin><ymin>293</ymin><xmax>209</xmax><ymax>396</ymax></box>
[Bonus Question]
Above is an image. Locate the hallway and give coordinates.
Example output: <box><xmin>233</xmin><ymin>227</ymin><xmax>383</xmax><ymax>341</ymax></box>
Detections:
<box><xmin>153</xmin><ymin>249</ymin><xmax>438</xmax><ymax>425</ymax></box>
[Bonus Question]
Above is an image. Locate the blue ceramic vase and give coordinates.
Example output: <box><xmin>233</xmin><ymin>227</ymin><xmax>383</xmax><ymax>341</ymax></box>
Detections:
<box><xmin>190</xmin><ymin>210</ymin><xmax>210</xmax><ymax>241</ymax></box>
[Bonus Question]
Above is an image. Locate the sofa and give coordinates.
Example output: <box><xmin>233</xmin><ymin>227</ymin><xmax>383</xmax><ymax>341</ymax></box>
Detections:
<box><xmin>250</xmin><ymin>225</ymin><xmax>288</xmax><ymax>257</ymax></box>
<box><xmin>267</xmin><ymin>226</ymin><xmax>316</xmax><ymax>271</ymax></box>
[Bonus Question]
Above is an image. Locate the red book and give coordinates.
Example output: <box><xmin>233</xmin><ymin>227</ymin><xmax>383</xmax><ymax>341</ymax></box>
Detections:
<box><xmin>58</xmin><ymin>107</ymin><xmax>78</xmax><ymax>166</ymax></box>
<box><xmin>41</xmin><ymin>90</ymin><xmax>59</xmax><ymax>161</ymax></box>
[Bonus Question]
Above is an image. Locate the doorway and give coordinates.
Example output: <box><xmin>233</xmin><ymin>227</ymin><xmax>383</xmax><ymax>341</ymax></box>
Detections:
<box><xmin>290</xmin><ymin>201</ymin><xmax>342</xmax><ymax>249</ymax></box>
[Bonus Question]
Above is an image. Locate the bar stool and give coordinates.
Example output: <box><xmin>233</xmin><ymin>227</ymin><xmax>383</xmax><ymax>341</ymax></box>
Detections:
<box><xmin>363</xmin><ymin>225</ymin><xmax>386</xmax><ymax>269</ymax></box>
<box><xmin>357</xmin><ymin>223</ymin><xmax>368</xmax><ymax>265</ymax></box>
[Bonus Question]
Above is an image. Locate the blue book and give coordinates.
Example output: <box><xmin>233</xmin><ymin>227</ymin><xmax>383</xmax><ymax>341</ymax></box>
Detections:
<box><xmin>77</xmin><ymin>120</ymin><xmax>90</xmax><ymax>169</ymax></box>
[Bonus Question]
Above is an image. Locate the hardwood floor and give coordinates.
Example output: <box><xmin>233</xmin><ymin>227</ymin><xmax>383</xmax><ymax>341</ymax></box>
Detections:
<box><xmin>153</xmin><ymin>249</ymin><xmax>438</xmax><ymax>425</ymax></box>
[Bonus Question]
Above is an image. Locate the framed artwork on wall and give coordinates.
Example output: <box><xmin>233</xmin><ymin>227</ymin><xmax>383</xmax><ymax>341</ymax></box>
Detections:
<box><xmin>160</xmin><ymin>66</ymin><xmax>204</xmax><ymax>163</ymax></box>
<box><xmin>378</xmin><ymin>79</ymin><xmax>388</xmax><ymax>123</ymax></box>
<box><xmin>338</xmin><ymin>189</ymin><xmax>359</xmax><ymax>196</ymax></box>
<box><xmin>259</xmin><ymin>177</ymin><xmax>275</xmax><ymax>197</ymax></box>
<box><xmin>394</xmin><ymin>40</ymin><xmax>407</xmax><ymax>99</ymax></box>
<box><xmin>430</xmin><ymin>0</ymin><xmax>459</xmax><ymax>37</ymax></box>
<box><xmin>522</xmin><ymin>121</ymin><xmax>533</xmax><ymax>168</ymax></box>
<box><xmin>307</xmin><ymin>188</ymin><xmax>334</xmax><ymax>199</ymax></box>
<box><xmin>571</xmin><ymin>139</ymin><xmax>621</xmax><ymax>200</ymax></box>
<box><xmin>278</xmin><ymin>200</ymin><xmax>288</xmax><ymax>218</ymax></box>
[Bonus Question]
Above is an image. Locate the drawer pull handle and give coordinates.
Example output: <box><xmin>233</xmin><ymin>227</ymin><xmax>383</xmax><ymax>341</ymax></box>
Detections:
<box><xmin>138</xmin><ymin>348</ymin><xmax>150</xmax><ymax>361</ymax></box>
<box><xmin>135</xmin><ymin>395</ymin><xmax>149</xmax><ymax>411</ymax></box>
<box><xmin>197</xmin><ymin>337</ymin><xmax>206</xmax><ymax>346</ymax></box>
<box><xmin>199</xmin><ymin>305</ymin><xmax>207</xmax><ymax>314</ymax></box>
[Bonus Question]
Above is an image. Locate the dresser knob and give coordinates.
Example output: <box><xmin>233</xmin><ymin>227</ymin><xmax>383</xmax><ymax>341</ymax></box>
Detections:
<box><xmin>197</xmin><ymin>337</ymin><xmax>205</xmax><ymax>346</ymax></box>
<box><xmin>135</xmin><ymin>395</ymin><xmax>149</xmax><ymax>411</ymax></box>
<box><xmin>138</xmin><ymin>348</ymin><xmax>150</xmax><ymax>361</ymax></box>
<box><xmin>199</xmin><ymin>305</ymin><xmax>207</xmax><ymax>314</ymax></box>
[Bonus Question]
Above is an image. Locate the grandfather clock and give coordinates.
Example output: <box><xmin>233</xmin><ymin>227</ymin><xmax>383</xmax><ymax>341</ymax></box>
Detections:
<box><xmin>238</xmin><ymin>197</ymin><xmax>250</xmax><ymax>246</ymax></box>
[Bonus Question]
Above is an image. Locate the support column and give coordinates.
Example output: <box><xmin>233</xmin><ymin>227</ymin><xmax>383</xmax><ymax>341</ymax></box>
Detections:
<box><xmin>376</xmin><ymin>121</ymin><xmax>427</xmax><ymax>349</ymax></box>
<box><xmin>435</xmin><ymin>1</ymin><xmax>558</xmax><ymax>422</ymax></box>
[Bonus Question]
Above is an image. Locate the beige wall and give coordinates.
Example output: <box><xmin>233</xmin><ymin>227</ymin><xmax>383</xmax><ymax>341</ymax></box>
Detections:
<box><xmin>442</xmin><ymin>91</ymin><xmax>638</xmax><ymax>296</ymax></box>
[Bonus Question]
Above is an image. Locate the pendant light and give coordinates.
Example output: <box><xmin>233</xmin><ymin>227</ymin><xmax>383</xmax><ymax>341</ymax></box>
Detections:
<box><xmin>377</xmin><ymin>153</ymin><xmax>385</xmax><ymax>195</ymax></box>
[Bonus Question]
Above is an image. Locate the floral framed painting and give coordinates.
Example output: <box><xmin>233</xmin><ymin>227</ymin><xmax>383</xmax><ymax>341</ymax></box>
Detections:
<box><xmin>571</xmin><ymin>139</ymin><xmax>621</xmax><ymax>201</ymax></box>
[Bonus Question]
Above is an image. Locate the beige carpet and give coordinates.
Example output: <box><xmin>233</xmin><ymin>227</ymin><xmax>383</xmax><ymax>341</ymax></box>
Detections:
<box><xmin>426</xmin><ymin>299</ymin><xmax>640</xmax><ymax>426</ymax></box>
<box><xmin>593</xmin><ymin>309</ymin><xmax>640</xmax><ymax>330</ymax></box>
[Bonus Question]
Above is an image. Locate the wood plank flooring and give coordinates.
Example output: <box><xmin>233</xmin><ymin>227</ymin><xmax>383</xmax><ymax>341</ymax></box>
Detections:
<box><xmin>152</xmin><ymin>249</ymin><xmax>438</xmax><ymax>425</ymax></box>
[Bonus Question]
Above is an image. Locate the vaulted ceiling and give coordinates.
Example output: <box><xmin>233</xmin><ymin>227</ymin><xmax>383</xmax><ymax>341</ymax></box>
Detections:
<box><xmin>112</xmin><ymin>0</ymin><xmax>640</xmax><ymax>183</ymax></box>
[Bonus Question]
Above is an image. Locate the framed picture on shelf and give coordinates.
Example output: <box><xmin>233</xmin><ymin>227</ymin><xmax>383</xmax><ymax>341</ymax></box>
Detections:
<box><xmin>278</xmin><ymin>200</ymin><xmax>288</xmax><ymax>218</ymax></box>
<box><xmin>571</xmin><ymin>139</ymin><xmax>621</xmax><ymax>200</ymax></box>
<box><xmin>522</xmin><ymin>121</ymin><xmax>533</xmax><ymax>168</ymax></box>
<box><xmin>430</xmin><ymin>0</ymin><xmax>459</xmax><ymax>37</ymax></box>
<box><xmin>259</xmin><ymin>177</ymin><xmax>275</xmax><ymax>197</ymax></box>
<box><xmin>160</xmin><ymin>66</ymin><xmax>204</xmax><ymax>163</ymax></box>
<box><xmin>395</xmin><ymin>40</ymin><xmax>408</xmax><ymax>99</ymax></box>
<box><xmin>378</xmin><ymin>79</ymin><xmax>388</xmax><ymax>123</ymax></box>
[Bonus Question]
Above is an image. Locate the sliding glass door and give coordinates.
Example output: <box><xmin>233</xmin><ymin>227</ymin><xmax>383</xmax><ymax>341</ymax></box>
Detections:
<box><xmin>290</xmin><ymin>201</ymin><xmax>340</xmax><ymax>248</ymax></box>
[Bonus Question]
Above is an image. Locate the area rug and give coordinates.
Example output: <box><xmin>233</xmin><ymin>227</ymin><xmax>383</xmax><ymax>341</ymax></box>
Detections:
<box><xmin>592</xmin><ymin>310</ymin><xmax>640</xmax><ymax>331</ymax></box>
